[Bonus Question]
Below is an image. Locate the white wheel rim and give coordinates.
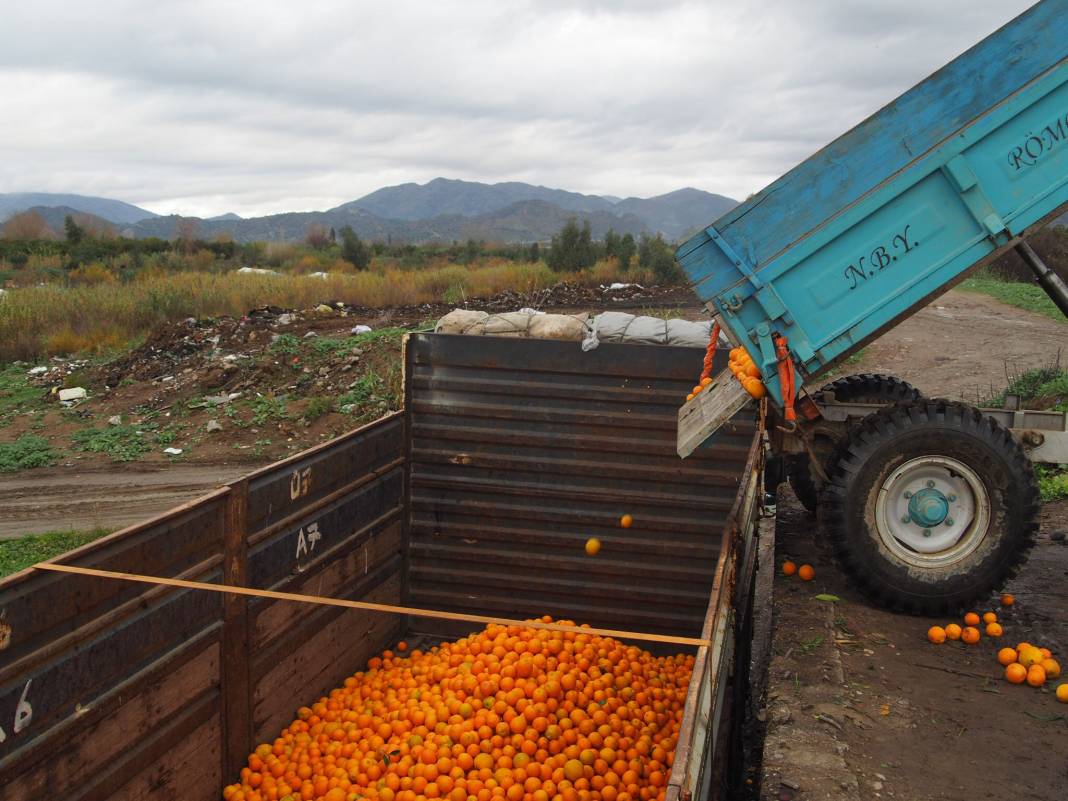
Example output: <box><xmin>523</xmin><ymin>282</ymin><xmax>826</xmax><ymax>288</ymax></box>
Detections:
<box><xmin>875</xmin><ymin>456</ymin><xmax>990</xmax><ymax>568</ymax></box>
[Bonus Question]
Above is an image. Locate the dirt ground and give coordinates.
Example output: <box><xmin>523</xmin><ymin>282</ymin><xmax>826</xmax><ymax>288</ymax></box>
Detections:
<box><xmin>753</xmin><ymin>289</ymin><xmax>1067</xmax><ymax>801</ymax></box>
<box><xmin>758</xmin><ymin>493</ymin><xmax>1067</xmax><ymax>801</ymax></box>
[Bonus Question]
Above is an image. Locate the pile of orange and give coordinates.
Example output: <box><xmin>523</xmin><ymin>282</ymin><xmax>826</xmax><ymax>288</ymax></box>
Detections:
<box><xmin>726</xmin><ymin>348</ymin><xmax>766</xmax><ymax>400</ymax></box>
<box><xmin>224</xmin><ymin>618</ymin><xmax>692</xmax><ymax>801</ymax></box>
<box><xmin>926</xmin><ymin>602</ymin><xmax>1068</xmax><ymax>703</ymax></box>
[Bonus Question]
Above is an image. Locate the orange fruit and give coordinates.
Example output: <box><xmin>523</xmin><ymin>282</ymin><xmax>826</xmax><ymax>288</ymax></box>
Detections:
<box><xmin>961</xmin><ymin>626</ymin><xmax>981</xmax><ymax>645</ymax></box>
<box><xmin>1005</xmin><ymin>663</ymin><xmax>1027</xmax><ymax>684</ymax></box>
<box><xmin>1000</xmin><ymin>593</ymin><xmax>1014</xmax><ymax>606</ymax></box>
<box><xmin>1041</xmin><ymin>658</ymin><xmax>1060</xmax><ymax>679</ymax></box>
<box><xmin>396</xmin><ymin>641</ymin><xmax>408</xmax><ymax>652</ymax></box>
<box><xmin>1057</xmin><ymin>684</ymin><xmax>1068</xmax><ymax>703</ymax></box>
<box><xmin>1027</xmin><ymin>664</ymin><xmax>1047</xmax><ymax>687</ymax></box>
<box><xmin>1018</xmin><ymin>647</ymin><xmax>1044</xmax><ymax>668</ymax></box>
<box><xmin>985</xmin><ymin>622</ymin><xmax>1003</xmax><ymax>638</ymax></box>
<box><xmin>619</xmin><ymin>514</ymin><xmax>633</xmax><ymax>529</ymax></box>
<box><xmin>927</xmin><ymin>626</ymin><xmax>947</xmax><ymax>644</ymax></box>
<box><xmin>584</xmin><ymin>538</ymin><xmax>601</xmax><ymax>556</ymax></box>
<box><xmin>743</xmin><ymin>377</ymin><xmax>767</xmax><ymax>399</ymax></box>
<box><xmin>700</xmin><ymin>377</ymin><xmax>712</xmax><ymax>387</ymax></box>
<box><xmin>781</xmin><ymin>561</ymin><xmax>797</xmax><ymax>576</ymax></box>
<box><xmin>982</xmin><ymin>612</ymin><xmax>997</xmax><ymax>625</ymax></box>
<box><xmin>797</xmin><ymin>564</ymin><xmax>815</xmax><ymax>581</ymax></box>
<box><xmin>997</xmin><ymin>647</ymin><xmax>1018</xmax><ymax>666</ymax></box>
<box><xmin>1039</xmin><ymin>647</ymin><xmax>1053</xmax><ymax>659</ymax></box>
<box><xmin>963</xmin><ymin>612</ymin><xmax>980</xmax><ymax>627</ymax></box>
<box><xmin>744</xmin><ymin>363</ymin><xmax>760</xmax><ymax>379</ymax></box>
<box><xmin>945</xmin><ymin>623</ymin><xmax>962</xmax><ymax>641</ymax></box>
<box><xmin>685</xmin><ymin>393</ymin><xmax>695</xmax><ymax>402</ymax></box>
<box><xmin>1016</xmin><ymin>641</ymin><xmax>1033</xmax><ymax>652</ymax></box>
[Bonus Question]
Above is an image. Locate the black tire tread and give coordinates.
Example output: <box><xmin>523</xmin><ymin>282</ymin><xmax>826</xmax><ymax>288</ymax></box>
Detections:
<box><xmin>820</xmin><ymin>373</ymin><xmax>922</xmax><ymax>404</ymax></box>
<box><xmin>820</xmin><ymin>399</ymin><xmax>1039</xmax><ymax>615</ymax></box>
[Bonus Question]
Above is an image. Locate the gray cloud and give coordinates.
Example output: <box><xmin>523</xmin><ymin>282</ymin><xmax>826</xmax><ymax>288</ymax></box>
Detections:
<box><xmin>0</xmin><ymin>0</ymin><xmax>1035</xmax><ymax>217</ymax></box>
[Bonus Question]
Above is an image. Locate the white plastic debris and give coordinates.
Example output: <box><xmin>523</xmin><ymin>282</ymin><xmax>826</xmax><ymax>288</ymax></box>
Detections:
<box><xmin>163</xmin><ymin>447</ymin><xmax>183</xmax><ymax>455</ymax></box>
<box><xmin>58</xmin><ymin>387</ymin><xmax>87</xmax><ymax>401</ymax></box>
<box><xmin>303</xmin><ymin>331</ymin><xmax>319</xmax><ymax>338</ymax></box>
<box><xmin>107</xmin><ymin>415</ymin><xmax>122</xmax><ymax>426</ymax></box>
<box><xmin>28</xmin><ymin>366</ymin><xmax>48</xmax><ymax>375</ymax></box>
<box><xmin>351</xmin><ymin>325</ymin><xmax>373</xmax><ymax>335</ymax></box>
<box><xmin>237</xmin><ymin>267</ymin><xmax>279</xmax><ymax>276</ymax></box>
<box><xmin>604</xmin><ymin>282</ymin><xmax>643</xmax><ymax>291</ymax></box>
<box><xmin>277</xmin><ymin>313</ymin><xmax>294</xmax><ymax>325</ymax></box>
<box><xmin>309</xmin><ymin>272</ymin><xmax>329</xmax><ymax>279</ymax></box>
<box><xmin>205</xmin><ymin>419</ymin><xmax>223</xmax><ymax>433</ymax></box>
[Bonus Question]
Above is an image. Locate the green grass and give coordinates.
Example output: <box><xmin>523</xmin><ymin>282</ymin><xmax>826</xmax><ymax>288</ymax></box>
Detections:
<box><xmin>71</xmin><ymin>425</ymin><xmax>150</xmax><ymax>462</ymax></box>
<box><xmin>0</xmin><ymin>364</ymin><xmax>46</xmax><ymax>423</ymax></box>
<box><xmin>0</xmin><ymin>529</ymin><xmax>111</xmax><ymax>578</ymax></box>
<box><xmin>984</xmin><ymin>365</ymin><xmax>1068</xmax><ymax>413</ymax></box>
<box><xmin>958</xmin><ymin>276</ymin><xmax>1066</xmax><ymax>322</ymax></box>
<box><xmin>306</xmin><ymin>327</ymin><xmax>408</xmax><ymax>359</ymax></box>
<box><xmin>0</xmin><ymin>434</ymin><xmax>58</xmax><ymax>472</ymax></box>
<box><xmin>1037</xmin><ymin>465</ymin><xmax>1068</xmax><ymax>502</ymax></box>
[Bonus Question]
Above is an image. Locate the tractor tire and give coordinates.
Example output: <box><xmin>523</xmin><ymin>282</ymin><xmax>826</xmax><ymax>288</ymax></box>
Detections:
<box><xmin>820</xmin><ymin>373</ymin><xmax>922</xmax><ymax>404</ymax></box>
<box><xmin>786</xmin><ymin>373</ymin><xmax>922</xmax><ymax>513</ymax></box>
<box><xmin>820</xmin><ymin>399</ymin><xmax>1039</xmax><ymax>615</ymax></box>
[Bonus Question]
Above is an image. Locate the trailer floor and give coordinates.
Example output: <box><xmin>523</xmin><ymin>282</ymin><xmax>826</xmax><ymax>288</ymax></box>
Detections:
<box><xmin>754</xmin><ymin>491</ymin><xmax>1068</xmax><ymax>801</ymax></box>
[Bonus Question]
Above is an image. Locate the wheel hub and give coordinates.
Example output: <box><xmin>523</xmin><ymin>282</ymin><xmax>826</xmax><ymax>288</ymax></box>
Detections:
<box><xmin>875</xmin><ymin>456</ymin><xmax>990</xmax><ymax>567</ymax></box>
<box><xmin>908</xmin><ymin>487</ymin><xmax>949</xmax><ymax>527</ymax></box>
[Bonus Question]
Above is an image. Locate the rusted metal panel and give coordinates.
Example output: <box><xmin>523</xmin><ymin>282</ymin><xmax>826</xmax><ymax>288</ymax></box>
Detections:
<box><xmin>244</xmin><ymin>414</ymin><xmax>408</xmax><ymax>743</ymax></box>
<box><xmin>405</xmin><ymin>333</ymin><xmax>757</xmax><ymax>637</ymax></box>
<box><xmin>667</xmin><ymin>431</ymin><xmax>764</xmax><ymax>801</ymax></box>
<box><xmin>245</xmin><ymin>412</ymin><xmax>404</xmax><ymax>537</ymax></box>
<box><xmin>0</xmin><ymin>492</ymin><xmax>229</xmax><ymax>801</ymax></box>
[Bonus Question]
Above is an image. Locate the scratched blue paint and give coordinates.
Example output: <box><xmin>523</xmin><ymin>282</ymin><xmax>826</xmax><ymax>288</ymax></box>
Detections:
<box><xmin>678</xmin><ymin>1</ymin><xmax>1068</xmax><ymax>406</ymax></box>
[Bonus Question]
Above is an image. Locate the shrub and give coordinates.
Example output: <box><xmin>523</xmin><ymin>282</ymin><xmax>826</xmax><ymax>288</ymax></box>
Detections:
<box><xmin>0</xmin><ymin>434</ymin><xmax>58</xmax><ymax>472</ymax></box>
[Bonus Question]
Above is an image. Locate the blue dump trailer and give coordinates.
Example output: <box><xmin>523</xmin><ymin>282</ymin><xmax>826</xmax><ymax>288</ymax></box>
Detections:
<box><xmin>677</xmin><ymin>0</ymin><xmax>1068</xmax><ymax>614</ymax></box>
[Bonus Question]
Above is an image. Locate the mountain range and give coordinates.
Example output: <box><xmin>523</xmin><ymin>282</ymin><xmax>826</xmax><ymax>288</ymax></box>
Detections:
<box><xmin>0</xmin><ymin>179</ymin><xmax>739</xmax><ymax>243</ymax></box>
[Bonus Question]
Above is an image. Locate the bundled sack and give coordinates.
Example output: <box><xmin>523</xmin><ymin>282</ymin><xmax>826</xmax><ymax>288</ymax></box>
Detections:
<box><xmin>582</xmin><ymin>312</ymin><xmax>723</xmax><ymax>350</ymax></box>
<box><xmin>435</xmin><ymin>309</ymin><xmax>590</xmax><ymax>341</ymax></box>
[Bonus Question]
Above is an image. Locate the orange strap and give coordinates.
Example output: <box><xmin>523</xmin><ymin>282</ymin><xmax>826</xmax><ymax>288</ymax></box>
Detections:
<box><xmin>32</xmin><ymin>562</ymin><xmax>712</xmax><ymax>648</ymax></box>
<box><xmin>699</xmin><ymin>322</ymin><xmax>721</xmax><ymax>382</ymax></box>
<box><xmin>774</xmin><ymin>334</ymin><xmax>797</xmax><ymax>422</ymax></box>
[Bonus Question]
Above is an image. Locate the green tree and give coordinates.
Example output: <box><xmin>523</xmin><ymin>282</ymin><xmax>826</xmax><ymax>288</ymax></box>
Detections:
<box><xmin>603</xmin><ymin>229</ymin><xmax>621</xmax><ymax>261</ymax></box>
<box><xmin>529</xmin><ymin>241</ymin><xmax>540</xmax><ymax>263</ymax></box>
<box><xmin>638</xmin><ymin>233</ymin><xmax>683</xmax><ymax>283</ymax></box>
<box><xmin>547</xmin><ymin>220</ymin><xmax>596</xmax><ymax>273</ymax></box>
<box><xmin>64</xmin><ymin>215</ymin><xmax>85</xmax><ymax>245</ymax></box>
<box><xmin>618</xmin><ymin>233</ymin><xmax>636</xmax><ymax>272</ymax></box>
<box><xmin>339</xmin><ymin>226</ymin><xmax>372</xmax><ymax>270</ymax></box>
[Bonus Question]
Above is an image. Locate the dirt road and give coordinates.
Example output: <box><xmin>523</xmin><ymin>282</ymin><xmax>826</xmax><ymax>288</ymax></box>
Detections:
<box><xmin>821</xmin><ymin>289</ymin><xmax>1065</xmax><ymax>399</ymax></box>
<box><xmin>0</xmin><ymin>462</ymin><xmax>252</xmax><ymax>538</ymax></box>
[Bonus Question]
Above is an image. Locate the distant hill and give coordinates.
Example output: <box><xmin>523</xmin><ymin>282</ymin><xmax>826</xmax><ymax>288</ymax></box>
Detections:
<box><xmin>613</xmin><ymin>188</ymin><xmax>738</xmax><ymax>240</ymax></box>
<box><xmin>24</xmin><ymin>206</ymin><xmax>117</xmax><ymax>237</ymax></box>
<box><xmin>343</xmin><ymin>177</ymin><xmax>615</xmax><ymax>220</ymax></box>
<box><xmin>9</xmin><ymin>179</ymin><xmax>739</xmax><ymax>244</ymax></box>
<box><xmin>0</xmin><ymin>193</ymin><xmax>157</xmax><ymax>224</ymax></box>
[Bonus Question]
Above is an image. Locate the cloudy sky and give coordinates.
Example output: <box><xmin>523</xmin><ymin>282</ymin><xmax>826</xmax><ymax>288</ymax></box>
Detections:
<box><xmin>0</xmin><ymin>0</ymin><xmax>1036</xmax><ymax>218</ymax></box>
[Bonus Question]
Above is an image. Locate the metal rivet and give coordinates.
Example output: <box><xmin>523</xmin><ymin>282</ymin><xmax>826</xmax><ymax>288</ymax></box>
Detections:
<box><xmin>922</xmin><ymin>529</ymin><xmax>931</xmax><ymax>537</ymax></box>
<box><xmin>901</xmin><ymin>515</ymin><xmax>912</xmax><ymax>524</ymax></box>
<box><xmin>926</xmin><ymin>480</ymin><xmax>935</xmax><ymax>488</ymax></box>
<box><xmin>945</xmin><ymin>518</ymin><xmax>954</xmax><ymax>526</ymax></box>
<box><xmin>904</xmin><ymin>491</ymin><xmax>912</xmax><ymax>499</ymax></box>
<box><xmin>947</xmin><ymin>494</ymin><xmax>956</xmax><ymax>502</ymax></box>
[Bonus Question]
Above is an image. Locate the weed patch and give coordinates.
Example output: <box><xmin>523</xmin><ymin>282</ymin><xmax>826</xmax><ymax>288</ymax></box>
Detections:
<box><xmin>1036</xmin><ymin>465</ymin><xmax>1068</xmax><ymax>502</ymax></box>
<box><xmin>959</xmin><ymin>275</ymin><xmax>1066</xmax><ymax>322</ymax></box>
<box><xmin>0</xmin><ymin>529</ymin><xmax>111</xmax><ymax>578</ymax></box>
<box><xmin>0</xmin><ymin>434</ymin><xmax>58</xmax><ymax>472</ymax></box>
<box><xmin>71</xmin><ymin>425</ymin><xmax>150</xmax><ymax>462</ymax></box>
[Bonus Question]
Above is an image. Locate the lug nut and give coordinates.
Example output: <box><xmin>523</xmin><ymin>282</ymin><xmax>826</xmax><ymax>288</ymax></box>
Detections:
<box><xmin>926</xmin><ymin>480</ymin><xmax>935</xmax><ymax>488</ymax></box>
<box><xmin>945</xmin><ymin>518</ymin><xmax>954</xmax><ymax>526</ymax></box>
<box><xmin>902</xmin><ymin>515</ymin><xmax>912</xmax><ymax>524</ymax></box>
<box><xmin>948</xmin><ymin>494</ymin><xmax>956</xmax><ymax>502</ymax></box>
<box><xmin>922</xmin><ymin>529</ymin><xmax>932</xmax><ymax>537</ymax></box>
<box><xmin>904</xmin><ymin>490</ymin><xmax>912</xmax><ymax>499</ymax></box>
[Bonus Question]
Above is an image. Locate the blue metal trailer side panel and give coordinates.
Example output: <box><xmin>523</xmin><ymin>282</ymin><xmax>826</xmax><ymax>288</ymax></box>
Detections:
<box><xmin>678</xmin><ymin>1</ymin><xmax>1068</xmax><ymax>405</ymax></box>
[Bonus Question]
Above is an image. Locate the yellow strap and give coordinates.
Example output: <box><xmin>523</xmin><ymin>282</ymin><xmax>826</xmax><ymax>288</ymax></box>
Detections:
<box><xmin>33</xmin><ymin>562</ymin><xmax>711</xmax><ymax>648</ymax></box>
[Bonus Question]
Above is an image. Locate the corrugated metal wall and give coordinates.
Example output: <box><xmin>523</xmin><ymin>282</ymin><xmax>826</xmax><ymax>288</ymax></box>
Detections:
<box><xmin>405</xmin><ymin>334</ymin><xmax>757</xmax><ymax>639</ymax></box>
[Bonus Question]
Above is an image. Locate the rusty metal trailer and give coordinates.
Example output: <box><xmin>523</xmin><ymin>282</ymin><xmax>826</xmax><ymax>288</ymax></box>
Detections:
<box><xmin>0</xmin><ymin>334</ymin><xmax>764</xmax><ymax>801</ymax></box>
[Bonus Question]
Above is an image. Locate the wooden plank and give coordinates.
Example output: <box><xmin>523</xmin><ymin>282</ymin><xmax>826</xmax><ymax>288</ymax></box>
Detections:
<box><xmin>222</xmin><ymin>479</ymin><xmax>251</xmax><ymax>781</ymax></box>
<box><xmin>677</xmin><ymin>375</ymin><xmax>753</xmax><ymax>458</ymax></box>
<box><xmin>252</xmin><ymin>576</ymin><xmax>404</xmax><ymax>741</ymax></box>
<box><xmin>107</xmin><ymin>712</ymin><xmax>221</xmax><ymax>801</ymax></box>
